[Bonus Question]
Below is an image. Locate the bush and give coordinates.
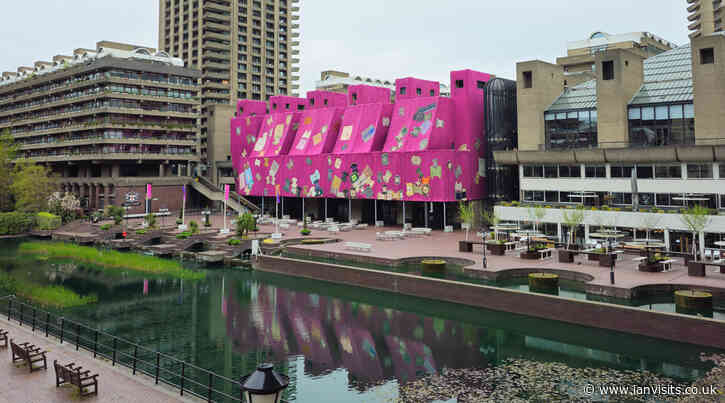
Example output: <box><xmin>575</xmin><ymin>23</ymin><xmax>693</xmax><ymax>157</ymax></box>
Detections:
<box><xmin>601</xmin><ymin>205</ymin><xmax>610</xmax><ymax>211</ymax></box>
<box><xmin>511</xmin><ymin>201</ymin><xmax>520</xmax><ymax>206</ymax></box>
<box><xmin>0</xmin><ymin>212</ymin><xmax>36</xmax><ymax>235</ymax></box>
<box><xmin>100</xmin><ymin>224</ymin><xmax>112</xmax><ymax>231</ymax></box>
<box><xmin>136</xmin><ymin>229</ymin><xmax>147</xmax><ymax>235</ymax></box>
<box><xmin>188</xmin><ymin>220</ymin><xmax>199</xmax><ymax>234</ymax></box>
<box><xmin>300</xmin><ymin>228</ymin><xmax>311</xmax><ymax>236</ymax></box>
<box><xmin>145</xmin><ymin>213</ymin><xmax>157</xmax><ymax>229</ymax></box>
<box><xmin>176</xmin><ymin>218</ymin><xmax>183</xmax><ymax>225</ymax></box>
<box><xmin>228</xmin><ymin>238</ymin><xmax>241</xmax><ymax>246</ymax></box>
<box><xmin>36</xmin><ymin>212</ymin><xmax>61</xmax><ymax>230</ymax></box>
<box><xmin>176</xmin><ymin>231</ymin><xmax>192</xmax><ymax>239</ymax></box>
<box><xmin>105</xmin><ymin>205</ymin><xmax>124</xmax><ymax>225</ymax></box>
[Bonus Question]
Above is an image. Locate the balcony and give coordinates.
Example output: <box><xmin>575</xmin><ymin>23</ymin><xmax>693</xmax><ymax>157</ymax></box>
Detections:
<box><xmin>202</xmin><ymin>71</ymin><xmax>229</xmax><ymax>80</ymax></box>
<box><xmin>18</xmin><ymin>137</ymin><xmax>197</xmax><ymax>151</ymax></box>
<box><xmin>203</xmin><ymin>21</ymin><xmax>230</xmax><ymax>31</ymax></box>
<box><xmin>202</xmin><ymin>61</ymin><xmax>231</xmax><ymax>70</ymax></box>
<box><xmin>203</xmin><ymin>2</ymin><xmax>230</xmax><ymax>13</ymax></box>
<box><xmin>202</xmin><ymin>31</ymin><xmax>230</xmax><ymax>41</ymax></box>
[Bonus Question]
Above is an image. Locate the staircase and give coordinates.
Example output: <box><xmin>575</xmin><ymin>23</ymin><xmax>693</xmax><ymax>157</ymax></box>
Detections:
<box><xmin>190</xmin><ymin>176</ymin><xmax>259</xmax><ymax>214</ymax></box>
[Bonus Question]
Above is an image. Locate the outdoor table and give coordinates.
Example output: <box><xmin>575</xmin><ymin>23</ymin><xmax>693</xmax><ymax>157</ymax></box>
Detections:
<box><xmin>632</xmin><ymin>256</ymin><xmax>646</xmax><ymax>262</ymax></box>
<box><xmin>659</xmin><ymin>259</ymin><xmax>676</xmax><ymax>271</ymax></box>
<box><xmin>537</xmin><ymin>248</ymin><xmax>553</xmax><ymax>260</ymax></box>
<box><xmin>505</xmin><ymin>242</ymin><xmax>517</xmax><ymax>251</ymax></box>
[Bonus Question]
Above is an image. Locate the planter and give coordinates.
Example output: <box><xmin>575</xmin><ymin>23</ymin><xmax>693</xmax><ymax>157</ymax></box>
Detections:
<box><xmin>520</xmin><ymin>250</ymin><xmax>539</xmax><ymax>260</ymax></box>
<box><xmin>687</xmin><ymin>261</ymin><xmax>706</xmax><ymax>277</ymax></box>
<box><xmin>487</xmin><ymin>243</ymin><xmax>506</xmax><ymax>256</ymax></box>
<box><xmin>587</xmin><ymin>253</ymin><xmax>599</xmax><ymax>261</ymax></box>
<box><xmin>599</xmin><ymin>254</ymin><xmax>616</xmax><ymax>268</ymax></box>
<box><xmin>421</xmin><ymin>259</ymin><xmax>446</xmax><ymax>275</ymax></box>
<box><xmin>674</xmin><ymin>290</ymin><xmax>713</xmax><ymax>317</ymax></box>
<box><xmin>638</xmin><ymin>262</ymin><xmax>663</xmax><ymax>272</ymax></box>
<box><xmin>558</xmin><ymin>250</ymin><xmax>575</xmax><ymax>263</ymax></box>
<box><xmin>528</xmin><ymin>273</ymin><xmax>559</xmax><ymax>295</ymax></box>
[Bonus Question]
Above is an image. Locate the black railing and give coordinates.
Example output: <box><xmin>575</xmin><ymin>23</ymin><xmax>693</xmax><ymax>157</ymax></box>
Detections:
<box><xmin>1</xmin><ymin>296</ymin><xmax>245</xmax><ymax>403</ymax></box>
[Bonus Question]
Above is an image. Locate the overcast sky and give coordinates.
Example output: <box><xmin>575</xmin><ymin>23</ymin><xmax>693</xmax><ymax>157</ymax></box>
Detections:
<box><xmin>0</xmin><ymin>1</ymin><xmax>688</xmax><ymax>93</ymax></box>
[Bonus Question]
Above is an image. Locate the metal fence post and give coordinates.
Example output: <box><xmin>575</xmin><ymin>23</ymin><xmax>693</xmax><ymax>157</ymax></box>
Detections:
<box><xmin>207</xmin><ymin>372</ymin><xmax>213</xmax><ymax>402</ymax></box>
<box><xmin>155</xmin><ymin>352</ymin><xmax>160</xmax><ymax>384</ymax></box>
<box><xmin>76</xmin><ymin>323</ymin><xmax>81</xmax><ymax>351</ymax></box>
<box><xmin>45</xmin><ymin>312</ymin><xmax>50</xmax><ymax>337</ymax></box>
<box><xmin>132</xmin><ymin>346</ymin><xmax>138</xmax><ymax>375</ymax></box>
<box><xmin>112</xmin><ymin>338</ymin><xmax>117</xmax><ymax>366</ymax></box>
<box><xmin>93</xmin><ymin>330</ymin><xmax>98</xmax><ymax>358</ymax></box>
<box><xmin>7</xmin><ymin>298</ymin><xmax>11</xmax><ymax>321</ymax></box>
<box><xmin>31</xmin><ymin>308</ymin><xmax>36</xmax><ymax>331</ymax></box>
<box><xmin>59</xmin><ymin>318</ymin><xmax>65</xmax><ymax>344</ymax></box>
<box><xmin>18</xmin><ymin>303</ymin><xmax>23</xmax><ymax>326</ymax></box>
<box><xmin>180</xmin><ymin>362</ymin><xmax>185</xmax><ymax>396</ymax></box>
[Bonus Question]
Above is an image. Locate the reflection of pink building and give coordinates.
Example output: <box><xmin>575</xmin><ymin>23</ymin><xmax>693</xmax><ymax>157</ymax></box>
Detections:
<box><xmin>231</xmin><ymin>70</ymin><xmax>493</xmax><ymax>212</ymax></box>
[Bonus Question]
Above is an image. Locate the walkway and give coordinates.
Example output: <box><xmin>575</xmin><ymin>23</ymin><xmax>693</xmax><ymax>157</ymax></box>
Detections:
<box><xmin>261</xmin><ymin>222</ymin><xmax>725</xmax><ymax>295</ymax></box>
<box><xmin>0</xmin><ymin>317</ymin><xmax>195</xmax><ymax>403</ymax></box>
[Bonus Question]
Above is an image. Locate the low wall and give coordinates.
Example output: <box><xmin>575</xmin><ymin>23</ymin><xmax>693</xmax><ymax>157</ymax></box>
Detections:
<box><xmin>255</xmin><ymin>255</ymin><xmax>725</xmax><ymax>350</ymax></box>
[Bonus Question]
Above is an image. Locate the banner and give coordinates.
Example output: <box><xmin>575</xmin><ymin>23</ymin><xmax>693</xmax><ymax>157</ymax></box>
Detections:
<box><xmin>182</xmin><ymin>184</ymin><xmax>186</xmax><ymax>201</ymax></box>
<box><xmin>146</xmin><ymin>184</ymin><xmax>152</xmax><ymax>199</ymax></box>
<box><xmin>224</xmin><ymin>184</ymin><xmax>230</xmax><ymax>201</ymax></box>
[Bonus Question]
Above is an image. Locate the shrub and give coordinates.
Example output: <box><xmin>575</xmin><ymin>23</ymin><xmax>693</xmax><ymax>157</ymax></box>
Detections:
<box><xmin>105</xmin><ymin>205</ymin><xmax>124</xmax><ymax>225</ymax></box>
<box><xmin>300</xmin><ymin>228</ymin><xmax>311</xmax><ymax>236</ymax></box>
<box><xmin>188</xmin><ymin>220</ymin><xmax>199</xmax><ymax>234</ymax></box>
<box><xmin>511</xmin><ymin>201</ymin><xmax>520</xmax><ymax>206</ymax></box>
<box><xmin>0</xmin><ymin>212</ymin><xmax>35</xmax><ymax>235</ymax></box>
<box><xmin>176</xmin><ymin>231</ymin><xmax>191</xmax><ymax>239</ymax></box>
<box><xmin>228</xmin><ymin>238</ymin><xmax>241</xmax><ymax>245</ymax></box>
<box><xmin>176</xmin><ymin>218</ymin><xmax>183</xmax><ymax>225</ymax></box>
<box><xmin>145</xmin><ymin>213</ymin><xmax>157</xmax><ymax>229</ymax></box>
<box><xmin>136</xmin><ymin>229</ymin><xmax>147</xmax><ymax>235</ymax></box>
<box><xmin>100</xmin><ymin>224</ymin><xmax>112</xmax><ymax>231</ymax></box>
<box><xmin>36</xmin><ymin>212</ymin><xmax>61</xmax><ymax>230</ymax></box>
<box><xmin>601</xmin><ymin>205</ymin><xmax>610</xmax><ymax>211</ymax></box>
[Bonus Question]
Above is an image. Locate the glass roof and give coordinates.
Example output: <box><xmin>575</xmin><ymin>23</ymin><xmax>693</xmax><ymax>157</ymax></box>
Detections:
<box><xmin>546</xmin><ymin>80</ymin><xmax>597</xmax><ymax>112</ymax></box>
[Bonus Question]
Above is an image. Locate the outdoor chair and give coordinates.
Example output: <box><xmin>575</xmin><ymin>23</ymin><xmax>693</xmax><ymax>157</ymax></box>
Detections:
<box><xmin>705</xmin><ymin>249</ymin><xmax>713</xmax><ymax>261</ymax></box>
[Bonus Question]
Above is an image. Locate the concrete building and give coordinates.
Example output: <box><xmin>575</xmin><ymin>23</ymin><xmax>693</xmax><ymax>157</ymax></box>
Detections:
<box><xmin>0</xmin><ymin>41</ymin><xmax>203</xmax><ymax>215</ymax></box>
<box><xmin>494</xmin><ymin>32</ymin><xmax>725</xmax><ymax>255</ymax></box>
<box><xmin>316</xmin><ymin>70</ymin><xmax>451</xmax><ymax>97</ymax></box>
<box><xmin>158</xmin><ymin>0</ymin><xmax>300</xmax><ymax>184</ymax></box>
<box><xmin>687</xmin><ymin>0</ymin><xmax>724</xmax><ymax>39</ymax></box>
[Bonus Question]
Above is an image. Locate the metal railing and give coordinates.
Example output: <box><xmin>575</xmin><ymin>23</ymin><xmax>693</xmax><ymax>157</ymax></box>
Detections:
<box><xmin>0</xmin><ymin>296</ymin><xmax>244</xmax><ymax>403</ymax></box>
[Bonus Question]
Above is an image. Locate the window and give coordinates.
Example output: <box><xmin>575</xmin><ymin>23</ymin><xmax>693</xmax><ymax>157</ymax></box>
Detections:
<box><xmin>700</xmin><ymin>48</ymin><xmax>715</xmax><ymax>65</ymax></box>
<box><xmin>352</xmin><ymin>93</ymin><xmax>358</xmax><ymax>103</ymax></box>
<box><xmin>720</xmin><ymin>164</ymin><xmax>725</xmax><ymax>179</ymax></box>
<box><xmin>545</xmin><ymin>191</ymin><xmax>558</xmax><ymax>202</ymax></box>
<box><xmin>400</xmin><ymin>87</ymin><xmax>406</xmax><ymax>95</ymax></box>
<box><xmin>545</xmin><ymin>109</ymin><xmax>598</xmax><ymax>149</ymax></box>
<box><xmin>477</xmin><ymin>80</ymin><xmax>486</xmax><ymax>89</ymax></box>
<box><xmin>654</xmin><ymin>165</ymin><xmax>681</xmax><ymax>179</ymax></box>
<box><xmin>602</xmin><ymin>61</ymin><xmax>614</xmax><ymax>80</ymax></box>
<box><xmin>611</xmin><ymin>192</ymin><xmax>633</xmax><ymax>205</ymax></box>
<box><xmin>585</xmin><ymin>165</ymin><xmax>605</xmax><ymax>178</ymax></box>
<box><xmin>523</xmin><ymin>190</ymin><xmax>545</xmax><ymax>202</ymax></box>
<box><xmin>638</xmin><ymin>193</ymin><xmax>654</xmax><ymax>206</ymax></box>
<box><xmin>628</xmin><ymin>104</ymin><xmax>695</xmax><ymax>146</ymax></box>
<box><xmin>416</xmin><ymin>88</ymin><xmax>422</xmax><ymax>96</ymax></box>
<box><xmin>636</xmin><ymin>165</ymin><xmax>653</xmax><ymax>179</ymax></box>
<box><xmin>523</xmin><ymin>165</ymin><xmax>543</xmax><ymax>178</ymax></box>
<box><xmin>611</xmin><ymin>165</ymin><xmax>634</xmax><ymax>178</ymax></box>
<box><xmin>523</xmin><ymin>71</ymin><xmax>532</xmax><ymax>88</ymax></box>
<box><xmin>544</xmin><ymin>165</ymin><xmax>558</xmax><ymax>178</ymax></box>
<box><xmin>297</xmin><ymin>105</ymin><xmax>304</xmax><ymax>110</ymax></box>
<box><xmin>324</xmin><ymin>99</ymin><xmax>328</xmax><ymax>105</ymax></box>
<box><xmin>721</xmin><ymin>195</ymin><xmax>725</xmax><ymax>209</ymax></box>
<box><xmin>309</xmin><ymin>98</ymin><xmax>314</xmax><ymax>105</ymax></box>
<box><xmin>455</xmin><ymin>80</ymin><xmax>464</xmax><ymax>88</ymax></box>
<box><xmin>558</xmin><ymin>165</ymin><xmax>581</xmax><ymax>178</ymax></box>
<box><xmin>687</xmin><ymin>163</ymin><xmax>713</xmax><ymax>179</ymax></box>
<box><xmin>429</xmin><ymin>89</ymin><xmax>435</xmax><ymax>96</ymax></box>
<box><xmin>285</xmin><ymin>103</ymin><xmax>290</xmax><ymax>109</ymax></box>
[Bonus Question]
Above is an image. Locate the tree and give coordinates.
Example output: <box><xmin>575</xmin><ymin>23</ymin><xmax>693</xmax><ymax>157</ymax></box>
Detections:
<box><xmin>0</xmin><ymin>129</ymin><xmax>17</xmax><ymax>212</ymax></box>
<box><xmin>236</xmin><ymin>212</ymin><xmax>255</xmax><ymax>239</ymax></box>
<box><xmin>457</xmin><ymin>201</ymin><xmax>475</xmax><ymax>241</ymax></box>
<box><xmin>680</xmin><ymin>205</ymin><xmax>711</xmax><ymax>260</ymax></box>
<box><xmin>480</xmin><ymin>208</ymin><xmax>499</xmax><ymax>240</ymax></box>
<box><xmin>48</xmin><ymin>192</ymin><xmax>81</xmax><ymax>223</ymax></box>
<box><xmin>638</xmin><ymin>213</ymin><xmax>661</xmax><ymax>241</ymax></box>
<box><xmin>10</xmin><ymin>162</ymin><xmax>56</xmax><ymax>213</ymax></box>
<box><xmin>528</xmin><ymin>206</ymin><xmax>546</xmax><ymax>233</ymax></box>
<box><xmin>562</xmin><ymin>208</ymin><xmax>586</xmax><ymax>249</ymax></box>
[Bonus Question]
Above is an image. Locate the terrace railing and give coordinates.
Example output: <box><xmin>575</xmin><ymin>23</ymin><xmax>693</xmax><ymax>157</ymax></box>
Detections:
<box><xmin>0</xmin><ymin>296</ymin><xmax>248</xmax><ymax>403</ymax></box>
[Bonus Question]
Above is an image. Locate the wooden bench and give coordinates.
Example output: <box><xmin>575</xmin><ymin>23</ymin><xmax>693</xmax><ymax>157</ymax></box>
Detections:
<box><xmin>10</xmin><ymin>340</ymin><xmax>47</xmax><ymax>372</ymax></box>
<box><xmin>54</xmin><ymin>360</ymin><xmax>98</xmax><ymax>397</ymax></box>
<box><xmin>344</xmin><ymin>242</ymin><xmax>372</xmax><ymax>252</ymax></box>
<box><xmin>0</xmin><ymin>329</ymin><xmax>7</xmax><ymax>348</ymax></box>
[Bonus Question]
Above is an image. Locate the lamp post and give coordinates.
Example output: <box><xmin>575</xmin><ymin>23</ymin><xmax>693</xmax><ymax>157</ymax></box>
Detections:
<box><xmin>482</xmin><ymin>226</ymin><xmax>488</xmax><ymax>269</ymax></box>
<box><xmin>609</xmin><ymin>236</ymin><xmax>615</xmax><ymax>284</ymax></box>
<box><xmin>240</xmin><ymin>363</ymin><xmax>289</xmax><ymax>403</ymax></box>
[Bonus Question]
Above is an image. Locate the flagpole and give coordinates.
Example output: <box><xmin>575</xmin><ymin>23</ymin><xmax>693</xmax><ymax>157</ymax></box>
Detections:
<box><xmin>182</xmin><ymin>184</ymin><xmax>186</xmax><ymax>228</ymax></box>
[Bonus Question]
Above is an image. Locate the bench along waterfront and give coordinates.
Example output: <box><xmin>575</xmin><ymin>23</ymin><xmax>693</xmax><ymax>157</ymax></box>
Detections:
<box><xmin>10</xmin><ymin>339</ymin><xmax>47</xmax><ymax>372</ymax></box>
<box><xmin>54</xmin><ymin>360</ymin><xmax>99</xmax><ymax>397</ymax></box>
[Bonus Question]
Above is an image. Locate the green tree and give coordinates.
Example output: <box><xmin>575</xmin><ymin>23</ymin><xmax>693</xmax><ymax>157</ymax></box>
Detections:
<box><xmin>562</xmin><ymin>208</ymin><xmax>586</xmax><ymax>249</ymax></box>
<box><xmin>458</xmin><ymin>201</ymin><xmax>475</xmax><ymax>241</ymax></box>
<box><xmin>236</xmin><ymin>212</ymin><xmax>255</xmax><ymax>239</ymax></box>
<box><xmin>528</xmin><ymin>206</ymin><xmax>546</xmax><ymax>233</ymax></box>
<box><xmin>10</xmin><ymin>162</ymin><xmax>56</xmax><ymax>213</ymax></box>
<box><xmin>0</xmin><ymin>129</ymin><xmax>17</xmax><ymax>212</ymax></box>
<box><xmin>680</xmin><ymin>205</ymin><xmax>711</xmax><ymax>260</ymax></box>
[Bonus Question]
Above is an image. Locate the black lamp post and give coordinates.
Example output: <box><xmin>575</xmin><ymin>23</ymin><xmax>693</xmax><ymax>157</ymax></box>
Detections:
<box><xmin>482</xmin><ymin>226</ymin><xmax>488</xmax><ymax>269</ymax></box>
<box><xmin>609</xmin><ymin>236</ymin><xmax>615</xmax><ymax>284</ymax></box>
<box><xmin>241</xmin><ymin>363</ymin><xmax>289</xmax><ymax>403</ymax></box>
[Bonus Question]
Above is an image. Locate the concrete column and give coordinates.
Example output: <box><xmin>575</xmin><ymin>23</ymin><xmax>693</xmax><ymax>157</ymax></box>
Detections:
<box><xmin>159</xmin><ymin>163</ymin><xmax>165</xmax><ymax>177</ymax></box>
<box><xmin>664</xmin><ymin>229</ymin><xmax>670</xmax><ymax>252</ymax></box>
<box><xmin>699</xmin><ymin>231</ymin><xmax>706</xmax><ymax>260</ymax></box>
<box><xmin>557</xmin><ymin>222</ymin><xmax>562</xmax><ymax>242</ymax></box>
<box><xmin>584</xmin><ymin>224</ymin><xmax>590</xmax><ymax>244</ymax></box>
<box><xmin>112</xmin><ymin>163</ymin><xmax>120</xmax><ymax>178</ymax></box>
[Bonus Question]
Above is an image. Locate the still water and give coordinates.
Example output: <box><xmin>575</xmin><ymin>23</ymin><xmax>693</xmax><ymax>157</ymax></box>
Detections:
<box><xmin>1</xmin><ymin>239</ymin><xmax>723</xmax><ymax>402</ymax></box>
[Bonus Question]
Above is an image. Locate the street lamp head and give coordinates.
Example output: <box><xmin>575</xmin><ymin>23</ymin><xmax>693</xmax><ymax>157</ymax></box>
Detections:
<box><xmin>241</xmin><ymin>363</ymin><xmax>289</xmax><ymax>403</ymax></box>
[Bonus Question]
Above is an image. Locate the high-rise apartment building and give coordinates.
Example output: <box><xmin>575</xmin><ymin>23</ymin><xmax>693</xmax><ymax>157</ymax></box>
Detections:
<box><xmin>687</xmin><ymin>0</ymin><xmax>724</xmax><ymax>39</ymax></box>
<box><xmin>158</xmin><ymin>0</ymin><xmax>300</xmax><ymax>180</ymax></box>
<box><xmin>0</xmin><ymin>41</ymin><xmax>201</xmax><ymax>214</ymax></box>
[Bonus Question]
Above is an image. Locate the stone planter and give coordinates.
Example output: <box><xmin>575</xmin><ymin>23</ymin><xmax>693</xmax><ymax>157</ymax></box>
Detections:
<box><xmin>674</xmin><ymin>290</ymin><xmax>713</xmax><ymax>317</ymax></box>
<box><xmin>687</xmin><ymin>261</ymin><xmax>706</xmax><ymax>277</ymax></box>
<box><xmin>421</xmin><ymin>259</ymin><xmax>446</xmax><ymax>275</ymax></box>
<box><xmin>520</xmin><ymin>250</ymin><xmax>539</xmax><ymax>260</ymax></box>
<box><xmin>587</xmin><ymin>253</ymin><xmax>600</xmax><ymax>261</ymax></box>
<box><xmin>558</xmin><ymin>250</ymin><xmax>575</xmax><ymax>263</ymax></box>
<box><xmin>638</xmin><ymin>262</ymin><xmax>663</xmax><ymax>272</ymax></box>
<box><xmin>528</xmin><ymin>273</ymin><xmax>559</xmax><ymax>295</ymax></box>
<box><xmin>487</xmin><ymin>243</ymin><xmax>506</xmax><ymax>256</ymax></box>
<box><xmin>599</xmin><ymin>254</ymin><xmax>616</xmax><ymax>268</ymax></box>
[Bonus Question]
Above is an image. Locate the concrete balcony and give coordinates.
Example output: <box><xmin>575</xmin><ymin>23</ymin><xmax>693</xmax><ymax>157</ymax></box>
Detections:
<box><xmin>19</xmin><ymin>137</ymin><xmax>197</xmax><ymax>150</ymax></box>
<box><xmin>202</xmin><ymin>31</ymin><xmax>230</xmax><ymax>41</ymax></box>
<box><xmin>203</xmin><ymin>2</ymin><xmax>230</xmax><ymax>13</ymax></box>
<box><xmin>202</xmin><ymin>61</ymin><xmax>230</xmax><ymax>70</ymax></box>
<box><xmin>18</xmin><ymin>152</ymin><xmax>201</xmax><ymax>163</ymax></box>
<box><xmin>59</xmin><ymin>176</ymin><xmax>193</xmax><ymax>187</ymax></box>
<box><xmin>203</xmin><ymin>71</ymin><xmax>229</xmax><ymax>80</ymax></box>
<box><xmin>203</xmin><ymin>21</ymin><xmax>230</xmax><ymax>31</ymax></box>
<box><xmin>202</xmin><ymin>41</ymin><xmax>228</xmax><ymax>50</ymax></box>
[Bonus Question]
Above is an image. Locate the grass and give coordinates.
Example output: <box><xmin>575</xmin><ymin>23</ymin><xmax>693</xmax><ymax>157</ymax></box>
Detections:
<box><xmin>18</xmin><ymin>241</ymin><xmax>205</xmax><ymax>280</ymax></box>
<box><xmin>0</xmin><ymin>271</ymin><xmax>97</xmax><ymax>308</ymax></box>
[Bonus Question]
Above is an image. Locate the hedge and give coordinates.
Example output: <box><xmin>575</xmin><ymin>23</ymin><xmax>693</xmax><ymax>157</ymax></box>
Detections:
<box><xmin>0</xmin><ymin>212</ymin><xmax>36</xmax><ymax>235</ymax></box>
<box><xmin>36</xmin><ymin>212</ymin><xmax>62</xmax><ymax>230</ymax></box>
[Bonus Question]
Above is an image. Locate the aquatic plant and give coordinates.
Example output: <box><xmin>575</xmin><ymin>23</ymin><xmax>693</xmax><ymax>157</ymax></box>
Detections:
<box><xmin>0</xmin><ymin>271</ymin><xmax>96</xmax><ymax>308</ymax></box>
<box><xmin>18</xmin><ymin>241</ymin><xmax>204</xmax><ymax>280</ymax></box>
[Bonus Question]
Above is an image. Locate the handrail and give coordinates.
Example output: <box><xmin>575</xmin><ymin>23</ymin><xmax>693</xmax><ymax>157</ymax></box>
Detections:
<box><xmin>193</xmin><ymin>177</ymin><xmax>259</xmax><ymax>213</ymax></box>
<box><xmin>0</xmin><ymin>296</ymin><xmax>271</xmax><ymax>403</ymax></box>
